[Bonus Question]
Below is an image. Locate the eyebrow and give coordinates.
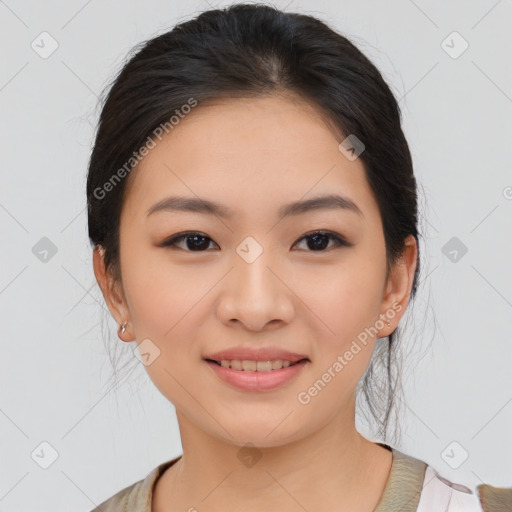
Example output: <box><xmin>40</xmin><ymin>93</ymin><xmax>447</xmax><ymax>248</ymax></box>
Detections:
<box><xmin>146</xmin><ymin>194</ymin><xmax>364</xmax><ymax>220</ymax></box>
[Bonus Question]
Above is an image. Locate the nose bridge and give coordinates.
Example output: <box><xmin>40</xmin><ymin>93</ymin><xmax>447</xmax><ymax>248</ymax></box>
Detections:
<box><xmin>216</xmin><ymin>234</ymin><xmax>294</xmax><ymax>329</ymax></box>
<box><xmin>234</xmin><ymin>234</ymin><xmax>278</xmax><ymax>298</ymax></box>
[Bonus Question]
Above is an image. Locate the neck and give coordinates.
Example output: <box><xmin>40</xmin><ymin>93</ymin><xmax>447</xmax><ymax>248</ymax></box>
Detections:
<box><xmin>153</xmin><ymin>401</ymin><xmax>393</xmax><ymax>512</ymax></box>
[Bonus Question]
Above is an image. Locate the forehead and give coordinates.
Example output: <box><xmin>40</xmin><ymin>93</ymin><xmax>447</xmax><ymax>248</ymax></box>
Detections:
<box><xmin>121</xmin><ymin>95</ymin><xmax>378</xmax><ymax>225</ymax></box>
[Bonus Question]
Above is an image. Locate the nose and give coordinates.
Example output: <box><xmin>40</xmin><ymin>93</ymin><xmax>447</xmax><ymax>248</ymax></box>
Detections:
<box><xmin>215</xmin><ymin>248</ymin><xmax>295</xmax><ymax>332</ymax></box>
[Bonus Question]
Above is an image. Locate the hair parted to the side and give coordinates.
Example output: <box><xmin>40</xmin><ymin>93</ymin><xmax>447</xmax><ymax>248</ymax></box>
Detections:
<box><xmin>87</xmin><ymin>3</ymin><xmax>423</xmax><ymax>445</ymax></box>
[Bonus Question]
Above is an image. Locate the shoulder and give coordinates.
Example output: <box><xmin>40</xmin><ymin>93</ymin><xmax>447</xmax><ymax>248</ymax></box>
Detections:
<box><xmin>418</xmin><ymin>465</ymin><xmax>512</xmax><ymax>512</ymax></box>
<box><xmin>89</xmin><ymin>481</ymin><xmax>137</xmax><ymax>512</ymax></box>
<box><xmin>382</xmin><ymin>446</ymin><xmax>511</xmax><ymax>512</ymax></box>
<box><xmin>89</xmin><ymin>474</ymin><xmax>150</xmax><ymax>512</ymax></box>
<box><xmin>89</xmin><ymin>456</ymin><xmax>181</xmax><ymax>512</ymax></box>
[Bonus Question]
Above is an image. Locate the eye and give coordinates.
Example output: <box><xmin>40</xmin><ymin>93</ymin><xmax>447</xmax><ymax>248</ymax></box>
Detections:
<box><xmin>160</xmin><ymin>231</ymin><xmax>219</xmax><ymax>251</ymax></box>
<box><xmin>160</xmin><ymin>230</ymin><xmax>351</xmax><ymax>252</ymax></box>
<box><xmin>292</xmin><ymin>230</ymin><xmax>351</xmax><ymax>252</ymax></box>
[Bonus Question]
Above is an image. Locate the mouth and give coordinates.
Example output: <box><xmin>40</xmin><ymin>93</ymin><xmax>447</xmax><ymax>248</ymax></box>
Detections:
<box><xmin>203</xmin><ymin>357</ymin><xmax>310</xmax><ymax>391</ymax></box>
<box><xmin>204</xmin><ymin>357</ymin><xmax>310</xmax><ymax>372</ymax></box>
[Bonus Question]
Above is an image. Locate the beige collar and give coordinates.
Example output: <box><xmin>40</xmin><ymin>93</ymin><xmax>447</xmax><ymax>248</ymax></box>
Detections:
<box><xmin>374</xmin><ymin>444</ymin><xmax>427</xmax><ymax>512</ymax></box>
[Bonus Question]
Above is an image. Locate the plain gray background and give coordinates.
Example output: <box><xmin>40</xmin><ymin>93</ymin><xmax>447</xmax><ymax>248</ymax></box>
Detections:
<box><xmin>1</xmin><ymin>0</ymin><xmax>511</xmax><ymax>510</ymax></box>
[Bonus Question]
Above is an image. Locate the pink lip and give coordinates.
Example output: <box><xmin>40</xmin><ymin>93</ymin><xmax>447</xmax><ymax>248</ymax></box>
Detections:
<box><xmin>203</xmin><ymin>347</ymin><xmax>309</xmax><ymax>364</ymax></box>
<box><xmin>204</xmin><ymin>359</ymin><xmax>309</xmax><ymax>391</ymax></box>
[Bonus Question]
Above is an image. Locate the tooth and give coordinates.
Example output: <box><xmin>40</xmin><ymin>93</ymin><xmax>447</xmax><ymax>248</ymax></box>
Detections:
<box><xmin>256</xmin><ymin>360</ymin><xmax>272</xmax><ymax>372</ymax></box>
<box><xmin>242</xmin><ymin>360</ymin><xmax>257</xmax><ymax>371</ymax></box>
<box><xmin>231</xmin><ymin>360</ymin><xmax>243</xmax><ymax>370</ymax></box>
<box><xmin>214</xmin><ymin>359</ymin><xmax>299</xmax><ymax>371</ymax></box>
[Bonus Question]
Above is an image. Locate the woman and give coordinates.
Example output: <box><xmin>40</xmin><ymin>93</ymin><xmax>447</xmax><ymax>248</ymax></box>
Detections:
<box><xmin>87</xmin><ymin>4</ymin><xmax>510</xmax><ymax>511</ymax></box>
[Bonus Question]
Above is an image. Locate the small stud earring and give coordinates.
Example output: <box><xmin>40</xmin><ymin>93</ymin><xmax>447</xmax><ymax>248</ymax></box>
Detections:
<box><xmin>119</xmin><ymin>322</ymin><xmax>127</xmax><ymax>334</ymax></box>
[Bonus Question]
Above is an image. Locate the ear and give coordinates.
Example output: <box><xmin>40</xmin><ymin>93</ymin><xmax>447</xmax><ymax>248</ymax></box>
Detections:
<box><xmin>377</xmin><ymin>234</ymin><xmax>418</xmax><ymax>337</ymax></box>
<box><xmin>93</xmin><ymin>245</ymin><xmax>133</xmax><ymax>341</ymax></box>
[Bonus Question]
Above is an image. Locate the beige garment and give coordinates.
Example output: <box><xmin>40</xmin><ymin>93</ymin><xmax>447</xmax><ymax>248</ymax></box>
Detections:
<box><xmin>90</xmin><ymin>444</ymin><xmax>511</xmax><ymax>512</ymax></box>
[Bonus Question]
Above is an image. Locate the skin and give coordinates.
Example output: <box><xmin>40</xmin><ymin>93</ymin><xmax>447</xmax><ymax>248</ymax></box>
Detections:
<box><xmin>93</xmin><ymin>94</ymin><xmax>417</xmax><ymax>511</ymax></box>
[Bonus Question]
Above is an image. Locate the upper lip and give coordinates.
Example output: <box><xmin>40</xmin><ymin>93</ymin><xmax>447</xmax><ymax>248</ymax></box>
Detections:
<box><xmin>203</xmin><ymin>347</ymin><xmax>309</xmax><ymax>363</ymax></box>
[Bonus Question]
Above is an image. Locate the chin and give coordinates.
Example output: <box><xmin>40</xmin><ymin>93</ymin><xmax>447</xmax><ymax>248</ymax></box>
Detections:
<box><xmin>213</xmin><ymin>420</ymin><xmax>307</xmax><ymax>449</ymax></box>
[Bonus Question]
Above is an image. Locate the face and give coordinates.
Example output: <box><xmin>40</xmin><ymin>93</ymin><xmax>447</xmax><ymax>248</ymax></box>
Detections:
<box><xmin>95</xmin><ymin>94</ymin><xmax>416</xmax><ymax>447</ymax></box>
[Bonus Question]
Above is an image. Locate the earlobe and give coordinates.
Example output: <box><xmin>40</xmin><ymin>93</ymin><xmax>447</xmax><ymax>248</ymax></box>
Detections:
<box><xmin>92</xmin><ymin>246</ymin><xmax>132</xmax><ymax>340</ymax></box>
<box><xmin>117</xmin><ymin>321</ymin><xmax>131</xmax><ymax>342</ymax></box>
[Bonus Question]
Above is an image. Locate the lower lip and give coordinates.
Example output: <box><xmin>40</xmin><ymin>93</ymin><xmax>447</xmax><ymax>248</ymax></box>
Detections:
<box><xmin>204</xmin><ymin>359</ymin><xmax>309</xmax><ymax>391</ymax></box>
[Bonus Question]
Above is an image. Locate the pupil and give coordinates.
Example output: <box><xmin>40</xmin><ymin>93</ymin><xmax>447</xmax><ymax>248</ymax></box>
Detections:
<box><xmin>308</xmin><ymin>234</ymin><xmax>328</xmax><ymax>250</ymax></box>
<box><xmin>187</xmin><ymin>235</ymin><xmax>209</xmax><ymax>251</ymax></box>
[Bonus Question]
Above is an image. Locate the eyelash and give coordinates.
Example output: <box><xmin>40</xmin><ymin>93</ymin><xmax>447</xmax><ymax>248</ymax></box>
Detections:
<box><xmin>160</xmin><ymin>230</ymin><xmax>351</xmax><ymax>252</ymax></box>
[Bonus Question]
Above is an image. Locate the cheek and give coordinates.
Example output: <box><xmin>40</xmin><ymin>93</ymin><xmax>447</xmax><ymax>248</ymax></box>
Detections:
<box><xmin>120</xmin><ymin>244</ymin><xmax>209</xmax><ymax>376</ymax></box>
<box><xmin>121</xmin><ymin>242</ymin><xmax>205</xmax><ymax>338</ymax></box>
<box><xmin>296</xmin><ymin>252</ymin><xmax>387</xmax><ymax>346</ymax></box>
<box><xmin>123</xmin><ymin>268</ymin><xmax>201</xmax><ymax>408</ymax></box>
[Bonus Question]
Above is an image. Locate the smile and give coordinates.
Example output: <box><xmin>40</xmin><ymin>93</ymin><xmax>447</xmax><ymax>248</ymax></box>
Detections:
<box><xmin>204</xmin><ymin>358</ymin><xmax>309</xmax><ymax>391</ymax></box>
